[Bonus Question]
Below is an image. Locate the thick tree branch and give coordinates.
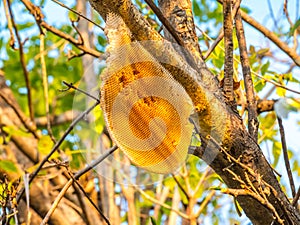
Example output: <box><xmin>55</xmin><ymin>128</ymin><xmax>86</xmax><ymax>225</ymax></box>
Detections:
<box><xmin>157</xmin><ymin>0</ymin><xmax>203</xmax><ymax>62</ymax></box>
<box><xmin>204</xmin><ymin>0</ymin><xmax>241</xmax><ymax>60</ymax></box>
<box><xmin>145</xmin><ymin>0</ymin><xmax>185</xmax><ymax>47</ymax></box>
<box><xmin>257</xmin><ymin>99</ymin><xmax>276</xmax><ymax>114</ymax></box>
<box><xmin>223</xmin><ymin>0</ymin><xmax>234</xmax><ymax>103</ymax></box>
<box><xmin>0</xmin><ymin>75</ymin><xmax>96</xmax><ymax>225</ymax></box>
<box><xmin>90</xmin><ymin>0</ymin><xmax>220</xmax><ymax>93</ymax></box>
<box><xmin>0</xmin><ymin>74</ymin><xmax>40</xmax><ymax>163</ymax></box>
<box><xmin>235</xmin><ymin>10</ymin><xmax>258</xmax><ymax>140</ymax></box>
<box><xmin>157</xmin><ymin>0</ymin><xmax>220</xmax><ymax>89</ymax></box>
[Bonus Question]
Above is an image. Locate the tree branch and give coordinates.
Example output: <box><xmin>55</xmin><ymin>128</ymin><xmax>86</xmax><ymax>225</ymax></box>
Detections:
<box><xmin>20</xmin><ymin>0</ymin><xmax>103</xmax><ymax>58</ymax></box>
<box><xmin>223</xmin><ymin>0</ymin><xmax>234</xmax><ymax>103</ymax></box>
<box><xmin>217</xmin><ymin>0</ymin><xmax>300</xmax><ymax>66</ymax></box>
<box><xmin>41</xmin><ymin>145</ymin><xmax>117</xmax><ymax>225</ymax></box>
<box><xmin>204</xmin><ymin>0</ymin><xmax>241</xmax><ymax>60</ymax></box>
<box><xmin>16</xmin><ymin>100</ymin><xmax>100</xmax><ymax>203</ymax></box>
<box><xmin>6</xmin><ymin>0</ymin><xmax>34</xmax><ymax>121</ymax></box>
<box><xmin>277</xmin><ymin>116</ymin><xmax>296</xmax><ymax>197</ymax></box>
<box><xmin>34</xmin><ymin>110</ymin><xmax>77</xmax><ymax>126</ymax></box>
<box><xmin>51</xmin><ymin>0</ymin><xmax>104</xmax><ymax>31</ymax></box>
<box><xmin>89</xmin><ymin>1</ymin><xmax>300</xmax><ymax>224</ymax></box>
<box><xmin>239</xmin><ymin>7</ymin><xmax>300</xmax><ymax>66</ymax></box>
<box><xmin>157</xmin><ymin>0</ymin><xmax>204</xmax><ymax>65</ymax></box>
<box><xmin>235</xmin><ymin>9</ymin><xmax>258</xmax><ymax>140</ymax></box>
<box><xmin>0</xmin><ymin>92</ymin><xmax>40</xmax><ymax>139</ymax></box>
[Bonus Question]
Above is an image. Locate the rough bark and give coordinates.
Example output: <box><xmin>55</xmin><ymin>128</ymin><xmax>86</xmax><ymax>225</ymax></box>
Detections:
<box><xmin>88</xmin><ymin>0</ymin><xmax>300</xmax><ymax>224</ymax></box>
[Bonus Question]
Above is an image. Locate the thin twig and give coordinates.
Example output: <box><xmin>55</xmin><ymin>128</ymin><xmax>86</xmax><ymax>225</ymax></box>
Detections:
<box><xmin>235</xmin><ymin>10</ymin><xmax>258</xmax><ymax>140</ymax></box>
<box><xmin>283</xmin><ymin>0</ymin><xmax>293</xmax><ymax>26</ymax></box>
<box><xmin>3</xmin><ymin>0</ymin><xmax>15</xmax><ymax>47</ymax></box>
<box><xmin>50</xmin><ymin>0</ymin><xmax>104</xmax><ymax>31</ymax></box>
<box><xmin>41</xmin><ymin>145</ymin><xmax>117</xmax><ymax>225</ymax></box>
<box><xmin>6</xmin><ymin>0</ymin><xmax>34</xmax><ymax>121</ymax></box>
<box><xmin>16</xmin><ymin>100</ymin><xmax>100</xmax><ymax>203</ymax></box>
<box><xmin>0</xmin><ymin>92</ymin><xmax>40</xmax><ymax>139</ymax></box>
<box><xmin>217</xmin><ymin>0</ymin><xmax>300</xmax><ymax>66</ymax></box>
<box><xmin>253</xmin><ymin>72</ymin><xmax>300</xmax><ymax>95</ymax></box>
<box><xmin>71</xmin><ymin>20</ymin><xmax>84</xmax><ymax>45</ymax></box>
<box><xmin>222</xmin><ymin>188</ymin><xmax>284</xmax><ymax>224</ymax></box>
<box><xmin>207</xmin><ymin>133</ymin><xmax>292</xmax><ymax>221</ymax></box>
<box><xmin>71</xmin><ymin>176</ymin><xmax>107</xmax><ymax>221</ymax></box>
<box><xmin>68</xmin><ymin>179</ymin><xmax>92</xmax><ymax>225</ymax></box>
<box><xmin>40</xmin><ymin>179</ymin><xmax>73</xmax><ymax>225</ymax></box>
<box><xmin>172</xmin><ymin>174</ymin><xmax>190</xmax><ymax>199</ymax></box>
<box><xmin>194</xmin><ymin>190</ymin><xmax>215</xmax><ymax>217</ymax></box>
<box><xmin>62</xmin><ymin>81</ymin><xmax>99</xmax><ymax>101</ymax></box>
<box><xmin>104</xmin><ymin>157</ymin><xmax>190</xmax><ymax>219</ymax></box>
<box><xmin>203</xmin><ymin>31</ymin><xmax>224</xmax><ymax>60</ymax></box>
<box><xmin>277</xmin><ymin>116</ymin><xmax>296</xmax><ymax>197</ymax></box>
<box><xmin>144</xmin><ymin>0</ymin><xmax>184</xmax><ymax>47</ymax></box>
<box><xmin>239</xmin><ymin>5</ymin><xmax>300</xmax><ymax>66</ymax></box>
<box><xmin>20</xmin><ymin>0</ymin><xmax>103</xmax><ymax>58</ymax></box>
<box><xmin>200</xmin><ymin>25</ymin><xmax>300</xmax><ymax>95</ymax></box>
<box><xmin>193</xmin><ymin>168</ymin><xmax>210</xmax><ymax>196</ymax></box>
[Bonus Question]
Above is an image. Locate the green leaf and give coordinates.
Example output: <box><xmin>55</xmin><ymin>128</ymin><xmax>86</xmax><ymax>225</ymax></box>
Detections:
<box><xmin>0</xmin><ymin>160</ymin><xmax>18</xmax><ymax>173</ymax></box>
<box><xmin>17</xmin><ymin>22</ymin><xmax>35</xmax><ymax>31</ymax></box>
<box><xmin>261</xmin><ymin>61</ymin><xmax>270</xmax><ymax>75</ymax></box>
<box><xmin>249</xmin><ymin>45</ymin><xmax>255</xmax><ymax>54</ymax></box>
<box><xmin>2</xmin><ymin>126</ymin><xmax>31</xmax><ymax>138</ymax></box>
<box><xmin>289</xmin><ymin>19</ymin><xmax>300</xmax><ymax>36</ymax></box>
<box><xmin>97</xmin><ymin>35</ymin><xmax>107</xmax><ymax>46</ymax></box>
<box><xmin>210</xmin><ymin>186</ymin><xmax>222</xmax><ymax>191</ymax></box>
<box><xmin>192</xmin><ymin>1</ymin><xmax>201</xmax><ymax>16</ymax></box>
<box><xmin>254</xmin><ymin>79</ymin><xmax>266</xmax><ymax>93</ymax></box>
<box><xmin>38</xmin><ymin>135</ymin><xmax>59</xmax><ymax>158</ymax></box>
<box><xmin>293</xmin><ymin>160</ymin><xmax>300</xmax><ymax>176</ymax></box>
<box><xmin>93</xmin><ymin>108</ymin><xmax>105</xmax><ymax>134</ymax></box>
<box><xmin>68</xmin><ymin>11</ymin><xmax>78</xmax><ymax>21</ymax></box>
<box><xmin>257</xmin><ymin>48</ymin><xmax>269</xmax><ymax>56</ymax></box>
<box><xmin>276</xmin><ymin>87</ymin><xmax>286</xmax><ymax>97</ymax></box>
